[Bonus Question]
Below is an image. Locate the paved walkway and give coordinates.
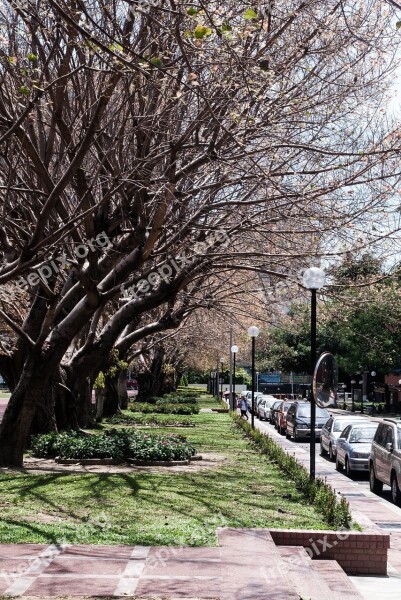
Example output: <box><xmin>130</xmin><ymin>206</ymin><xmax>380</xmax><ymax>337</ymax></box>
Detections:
<box><xmin>0</xmin><ymin>528</ymin><xmax>364</xmax><ymax>599</ymax></box>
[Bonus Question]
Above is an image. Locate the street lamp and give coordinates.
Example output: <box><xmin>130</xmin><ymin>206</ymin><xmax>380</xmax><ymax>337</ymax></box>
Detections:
<box><xmin>220</xmin><ymin>357</ymin><xmax>224</xmax><ymax>400</ymax></box>
<box><xmin>359</xmin><ymin>379</ymin><xmax>364</xmax><ymax>413</ymax></box>
<box><xmin>231</xmin><ymin>345</ymin><xmax>238</xmax><ymax>410</ymax></box>
<box><xmin>350</xmin><ymin>380</ymin><xmax>356</xmax><ymax>412</ymax></box>
<box><xmin>303</xmin><ymin>266</ymin><xmax>326</xmax><ymax>480</ymax></box>
<box><xmin>248</xmin><ymin>326</ymin><xmax>260</xmax><ymax>429</ymax></box>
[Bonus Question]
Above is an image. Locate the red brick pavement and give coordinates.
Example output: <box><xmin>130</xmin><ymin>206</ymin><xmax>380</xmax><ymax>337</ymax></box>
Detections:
<box><xmin>0</xmin><ymin>529</ymin><xmax>363</xmax><ymax>599</ymax></box>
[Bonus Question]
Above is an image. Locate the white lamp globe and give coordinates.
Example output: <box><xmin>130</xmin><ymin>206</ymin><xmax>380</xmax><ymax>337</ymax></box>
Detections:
<box><xmin>247</xmin><ymin>326</ymin><xmax>260</xmax><ymax>338</ymax></box>
<box><xmin>303</xmin><ymin>267</ymin><xmax>326</xmax><ymax>290</ymax></box>
<box><xmin>231</xmin><ymin>345</ymin><xmax>239</xmax><ymax>354</ymax></box>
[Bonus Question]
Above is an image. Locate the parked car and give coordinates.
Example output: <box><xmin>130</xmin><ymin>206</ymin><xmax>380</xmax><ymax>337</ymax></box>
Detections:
<box><xmin>127</xmin><ymin>379</ymin><xmax>138</xmax><ymax>398</ymax></box>
<box><xmin>285</xmin><ymin>401</ymin><xmax>330</xmax><ymax>441</ymax></box>
<box><xmin>275</xmin><ymin>401</ymin><xmax>293</xmax><ymax>434</ymax></box>
<box><xmin>246</xmin><ymin>391</ymin><xmax>263</xmax><ymax>412</ymax></box>
<box><xmin>320</xmin><ymin>415</ymin><xmax>366</xmax><ymax>461</ymax></box>
<box><xmin>257</xmin><ymin>397</ymin><xmax>278</xmax><ymax>421</ymax></box>
<box><xmin>269</xmin><ymin>400</ymin><xmax>282</xmax><ymax>424</ymax></box>
<box><xmin>369</xmin><ymin>418</ymin><xmax>401</xmax><ymax>506</ymax></box>
<box><xmin>336</xmin><ymin>423</ymin><xmax>378</xmax><ymax>477</ymax></box>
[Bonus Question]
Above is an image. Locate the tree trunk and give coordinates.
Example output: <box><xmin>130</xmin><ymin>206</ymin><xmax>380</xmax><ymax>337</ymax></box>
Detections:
<box><xmin>0</xmin><ymin>356</ymin><xmax>51</xmax><ymax>466</ymax></box>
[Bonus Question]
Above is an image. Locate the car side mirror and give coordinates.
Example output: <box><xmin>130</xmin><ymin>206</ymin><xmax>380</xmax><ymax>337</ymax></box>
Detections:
<box><xmin>386</xmin><ymin>442</ymin><xmax>393</xmax><ymax>453</ymax></box>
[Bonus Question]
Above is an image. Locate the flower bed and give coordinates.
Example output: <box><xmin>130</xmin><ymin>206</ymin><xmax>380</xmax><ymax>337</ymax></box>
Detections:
<box><xmin>30</xmin><ymin>429</ymin><xmax>196</xmax><ymax>462</ymax></box>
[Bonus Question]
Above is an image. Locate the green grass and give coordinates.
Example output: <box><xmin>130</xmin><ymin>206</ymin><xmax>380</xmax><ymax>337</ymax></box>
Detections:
<box><xmin>0</xmin><ymin>396</ymin><xmax>330</xmax><ymax>546</ymax></box>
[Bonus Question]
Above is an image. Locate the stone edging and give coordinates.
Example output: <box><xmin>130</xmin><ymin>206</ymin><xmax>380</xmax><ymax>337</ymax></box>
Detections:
<box><xmin>55</xmin><ymin>454</ymin><xmax>203</xmax><ymax>466</ymax></box>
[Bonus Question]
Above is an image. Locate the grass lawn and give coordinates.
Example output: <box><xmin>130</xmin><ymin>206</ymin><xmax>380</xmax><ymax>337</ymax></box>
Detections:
<box><xmin>0</xmin><ymin>395</ymin><xmax>330</xmax><ymax>546</ymax></box>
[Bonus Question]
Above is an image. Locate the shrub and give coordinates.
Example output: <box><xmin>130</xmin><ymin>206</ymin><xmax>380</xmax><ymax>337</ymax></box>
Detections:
<box><xmin>30</xmin><ymin>429</ymin><xmax>196</xmax><ymax>462</ymax></box>
<box><xmin>129</xmin><ymin>433</ymin><xmax>196</xmax><ymax>461</ymax></box>
<box><xmin>106</xmin><ymin>413</ymin><xmax>194</xmax><ymax>427</ymax></box>
<box><xmin>232</xmin><ymin>414</ymin><xmax>352</xmax><ymax>529</ymax></box>
<box><xmin>156</xmin><ymin>395</ymin><xmax>198</xmax><ymax>405</ymax></box>
<box><xmin>30</xmin><ymin>431</ymin><xmax>81</xmax><ymax>458</ymax></box>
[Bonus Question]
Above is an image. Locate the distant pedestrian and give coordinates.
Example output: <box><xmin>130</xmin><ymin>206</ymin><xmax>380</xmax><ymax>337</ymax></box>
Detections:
<box><xmin>239</xmin><ymin>398</ymin><xmax>248</xmax><ymax>420</ymax></box>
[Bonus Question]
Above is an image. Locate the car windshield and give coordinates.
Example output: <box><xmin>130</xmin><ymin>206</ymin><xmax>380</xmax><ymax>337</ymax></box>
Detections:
<box><xmin>333</xmin><ymin>420</ymin><xmax>353</xmax><ymax>432</ymax></box>
<box><xmin>283</xmin><ymin>402</ymin><xmax>292</xmax><ymax>410</ymax></box>
<box><xmin>349</xmin><ymin>427</ymin><xmax>377</xmax><ymax>443</ymax></box>
<box><xmin>297</xmin><ymin>405</ymin><xmax>329</xmax><ymax>419</ymax></box>
<box><xmin>297</xmin><ymin>405</ymin><xmax>310</xmax><ymax>418</ymax></box>
<box><xmin>272</xmin><ymin>402</ymin><xmax>281</xmax><ymax>409</ymax></box>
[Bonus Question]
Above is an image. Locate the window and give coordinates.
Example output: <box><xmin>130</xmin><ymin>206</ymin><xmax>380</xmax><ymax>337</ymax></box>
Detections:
<box><xmin>384</xmin><ymin>427</ymin><xmax>394</xmax><ymax>448</ymax></box>
<box><xmin>333</xmin><ymin>419</ymin><xmax>352</xmax><ymax>433</ymax></box>
<box><xmin>324</xmin><ymin>418</ymin><xmax>333</xmax><ymax>431</ymax></box>
<box><xmin>374</xmin><ymin>424</ymin><xmax>387</xmax><ymax>447</ymax></box>
<box><xmin>341</xmin><ymin>425</ymin><xmax>352</xmax><ymax>439</ymax></box>
<box><xmin>349</xmin><ymin>427</ymin><xmax>376</xmax><ymax>444</ymax></box>
<box><xmin>297</xmin><ymin>405</ymin><xmax>310</xmax><ymax>418</ymax></box>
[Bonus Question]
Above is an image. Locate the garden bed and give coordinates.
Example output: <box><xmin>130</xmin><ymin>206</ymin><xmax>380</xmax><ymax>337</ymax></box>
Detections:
<box><xmin>30</xmin><ymin>429</ymin><xmax>196</xmax><ymax>463</ymax></box>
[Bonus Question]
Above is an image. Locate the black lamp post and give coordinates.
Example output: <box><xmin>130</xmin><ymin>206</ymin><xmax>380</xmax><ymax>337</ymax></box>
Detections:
<box><xmin>359</xmin><ymin>378</ymin><xmax>364</xmax><ymax>413</ymax></box>
<box><xmin>231</xmin><ymin>345</ymin><xmax>238</xmax><ymax>410</ymax></box>
<box><xmin>220</xmin><ymin>357</ymin><xmax>224</xmax><ymax>400</ymax></box>
<box><xmin>303</xmin><ymin>266</ymin><xmax>326</xmax><ymax>481</ymax></box>
<box><xmin>248</xmin><ymin>326</ymin><xmax>260</xmax><ymax>429</ymax></box>
<box><xmin>351</xmin><ymin>379</ymin><xmax>356</xmax><ymax>412</ymax></box>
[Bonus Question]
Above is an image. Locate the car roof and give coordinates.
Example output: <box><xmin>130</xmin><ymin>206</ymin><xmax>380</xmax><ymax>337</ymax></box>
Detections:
<box><xmin>334</xmin><ymin>416</ymin><xmax>366</xmax><ymax>421</ymax></box>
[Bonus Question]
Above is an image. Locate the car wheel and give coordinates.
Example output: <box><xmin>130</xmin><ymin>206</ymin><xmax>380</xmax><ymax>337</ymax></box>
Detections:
<box><xmin>391</xmin><ymin>475</ymin><xmax>401</xmax><ymax>507</ymax></box>
<box><xmin>369</xmin><ymin>464</ymin><xmax>383</xmax><ymax>494</ymax></box>
<box><xmin>329</xmin><ymin>444</ymin><xmax>334</xmax><ymax>462</ymax></box>
<box><xmin>345</xmin><ymin>457</ymin><xmax>352</xmax><ymax>478</ymax></box>
<box><xmin>320</xmin><ymin>440</ymin><xmax>326</xmax><ymax>456</ymax></box>
<box><xmin>335</xmin><ymin>456</ymin><xmax>343</xmax><ymax>471</ymax></box>
<box><xmin>285</xmin><ymin>429</ymin><xmax>291</xmax><ymax>439</ymax></box>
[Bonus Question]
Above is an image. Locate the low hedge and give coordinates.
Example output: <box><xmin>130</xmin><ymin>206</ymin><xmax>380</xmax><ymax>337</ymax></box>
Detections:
<box><xmin>233</xmin><ymin>414</ymin><xmax>352</xmax><ymax>529</ymax></box>
<box><xmin>131</xmin><ymin>402</ymin><xmax>200</xmax><ymax>415</ymax></box>
<box><xmin>156</xmin><ymin>396</ymin><xmax>199</xmax><ymax>405</ymax></box>
<box><xmin>30</xmin><ymin>429</ymin><xmax>196</xmax><ymax>462</ymax></box>
<box><xmin>106</xmin><ymin>412</ymin><xmax>194</xmax><ymax>427</ymax></box>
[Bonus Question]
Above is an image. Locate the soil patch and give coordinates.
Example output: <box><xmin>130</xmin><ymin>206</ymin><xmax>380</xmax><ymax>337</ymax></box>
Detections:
<box><xmin>0</xmin><ymin>453</ymin><xmax>228</xmax><ymax>475</ymax></box>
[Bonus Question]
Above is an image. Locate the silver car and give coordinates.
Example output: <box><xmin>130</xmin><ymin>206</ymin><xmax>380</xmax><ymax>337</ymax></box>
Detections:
<box><xmin>320</xmin><ymin>415</ymin><xmax>366</xmax><ymax>461</ymax></box>
<box><xmin>336</xmin><ymin>423</ymin><xmax>378</xmax><ymax>477</ymax></box>
<box><xmin>257</xmin><ymin>397</ymin><xmax>277</xmax><ymax>421</ymax></box>
<box><xmin>246</xmin><ymin>391</ymin><xmax>263</xmax><ymax>412</ymax></box>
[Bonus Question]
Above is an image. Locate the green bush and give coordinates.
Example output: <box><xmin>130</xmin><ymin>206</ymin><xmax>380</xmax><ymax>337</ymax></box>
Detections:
<box><xmin>156</xmin><ymin>395</ymin><xmax>198</xmax><ymax>405</ymax></box>
<box><xmin>131</xmin><ymin>402</ymin><xmax>200</xmax><ymax>415</ymax></box>
<box><xmin>233</xmin><ymin>414</ymin><xmax>352</xmax><ymax>529</ymax></box>
<box><xmin>106</xmin><ymin>412</ymin><xmax>194</xmax><ymax>427</ymax></box>
<box><xmin>31</xmin><ymin>429</ymin><xmax>196</xmax><ymax>462</ymax></box>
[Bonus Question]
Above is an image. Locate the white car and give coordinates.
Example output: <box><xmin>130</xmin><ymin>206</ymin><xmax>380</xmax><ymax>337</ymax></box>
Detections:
<box><xmin>257</xmin><ymin>397</ymin><xmax>278</xmax><ymax>421</ymax></box>
<box><xmin>246</xmin><ymin>391</ymin><xmax>263</xmax><ymax>412</ymax></box>
<box><xmin>320</xmin><ymin>415</ymin><xmax>366</xmax><ymax>461</ymax></box>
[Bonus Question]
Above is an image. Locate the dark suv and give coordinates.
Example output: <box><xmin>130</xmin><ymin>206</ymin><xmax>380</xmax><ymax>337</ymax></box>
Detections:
<box><xmin>285</xmin><ymin>401</ymin><xmax>330</xmax><ymax>442</ymax></box>
<box><xmin>369</xmin><ymin>418</ymin><xmax>401</xmax><ymax>506</ymax></box>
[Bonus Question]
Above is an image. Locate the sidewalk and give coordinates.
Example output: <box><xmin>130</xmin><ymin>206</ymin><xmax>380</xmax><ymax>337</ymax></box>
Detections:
<box><xmin>254</xmin><ymin>417</ymin><xmax>401</xmax><ymax>600</ymax></box>
<box><xmin>0</xmin><ymin>528</ymin><xmax>362</xmax><ymax>599</ymax></box>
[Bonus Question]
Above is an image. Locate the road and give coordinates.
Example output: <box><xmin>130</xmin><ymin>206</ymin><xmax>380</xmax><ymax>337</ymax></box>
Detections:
<box><xmin>255</xmin><ymin>414</ymin><xmax>394</xmax><ymax>505</ymax></box>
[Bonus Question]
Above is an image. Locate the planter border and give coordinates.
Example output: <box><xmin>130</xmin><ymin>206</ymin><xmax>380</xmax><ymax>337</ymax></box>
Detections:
<box><xmin>54</xmin><ymin>454</ymin><xmax>203</xmax><ymax>466</ymax></box>
<box><xmin>269</xmin><ymin>528</ymin><xmax>390</xmax><ymax>575</ymax></box>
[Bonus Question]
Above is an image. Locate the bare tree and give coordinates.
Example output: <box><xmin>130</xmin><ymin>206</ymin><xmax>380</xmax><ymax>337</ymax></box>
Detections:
<box><xmin>0</xmin><ymin>0</ymin><xmax>400</xmax><ymax>464</ymax></box>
